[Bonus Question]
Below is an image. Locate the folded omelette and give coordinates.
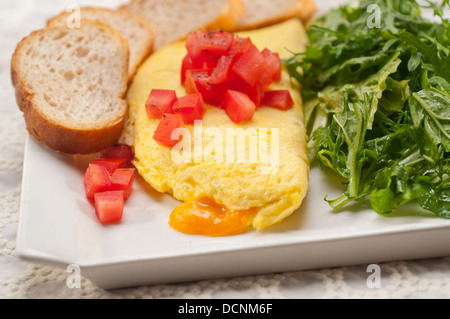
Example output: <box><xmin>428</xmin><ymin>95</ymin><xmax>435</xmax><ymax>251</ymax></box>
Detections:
<box><xmin>125</xmin><ymin>19</ymin><xmax>310</xmax><ymax>235</ymax></box>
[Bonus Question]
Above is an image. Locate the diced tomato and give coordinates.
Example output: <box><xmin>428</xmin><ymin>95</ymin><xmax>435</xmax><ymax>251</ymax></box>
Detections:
<box><xmin>196</xmin><ymin>51</ymin><xmax>220</xmax><ymax>69</ymax></box>
<box><xmin>261</xmin><ymin>48</ymin><xmax>282</xmax><ymax>83</ymax></box>
<box><xmin>94</xmin><ymin>191</ymin><xmax>125</xmax><ymax>225</ymax></box>
<box><xmin>227</xmin><ymin>78</ymin><xmax>264</xmax><ymax>107</ymax></box>
<box><xmin>153</xmin><ymin>113</ymin><xmax>185</xmax><ymax>147</ymax></box>
<box><xmin>180</xmin><ymin>29</ymin><xmax>290</xmax><ymax>126</ymax></box>
<box><xmin>261</xmin><ymin>90</ymin><xmax>295</xmax><ymax>110</ymax></box>
<box><xmin>181</xmin><ymin>54</ymin><xmax>216</xmax><ymax>84</ymax></box>
<box><xmin>110</xmin><ymin>168</ymin><xmax>135</xmax><ymax>201</ymax></box>
<box><xmin>145</xmin><ymin>89</ymin><xmax>177</xmax><ymax>119</ymax></box>
<box><xmin>184</xmin><ymin>69</ymin><xmax>199</xmax><ymax>94</ymax></box>
<box><xmin>246</xmin><ymin>84</ymin><xmax>264</xmax><ymax>107</ymax></box>
<box><xmin>257</xmin><ymin>71</ymin><xmax>273</xmax><ymax>88</ymax></box>
<box><xmin>83</xmin><ymin>150</ymin><xmax>136</xmax><ymax>225</ymax></box>
<box><xmin>231</xmin><ymin>45</ymin><xmax>268</xmax><ymax>87</ymax></box>
<box><xmin>172</xmin><ymin>93</ymin><xmax>205</xmax><ymax>124</ymax></box>
<box><xmin>186</xmin><ymin>31</ymin><xmax>204</xmax><ymax>60</ymax></box>
<box><xmin>210</xmin><ymin>55</ymin><xmax>234</xmax><ymax>84</ymax></box>
<box><xmin>184</xmin><ymin>66</ymin><xmax>236</xmax><ymax>107</ymax></box>
<box><xmin>228</xmin><ymin>36</ymin><xmax>254</xmax><ymax>58</ymax></box>
<box><xmin>224</xmin><ymin>90</ymin><xmax>256</xmax><ymax>124</ymax></box>
<box><xmin>204</xmin><ymin>82</ymin><xmax>229</xmax><ymax>107</ymax></box>
<box><xmin>181</xmin><ymin>54</ymin><xmax>195</xmax><ymax>84</ymax></box>
<box><xmin>84</xmin><ymin>164</ymin><xmax>111</xmax><ymax>202</ymax></box>
<box><xmin>187</xmin><ymin>30</ymin><xmax>234</xmax><ymax>58</ymax></box>
<box><xmin>184</xmin><ymin>69</ymin><xmax>213</xmax><ymax>100</ymax></box>
<box><xmin>100</xmin><ymin>144</ymin><xmax>134</xmax><ymax>168</ymax></box>
<box><xmin>90</xmin><ymin>158</ymin><xmax>126</xmax><ymax>176</ymax></box>
<box><xmin>201</xmin><ymin>30</ymin><xmax>234</xmax><ymax>54</ymax></box>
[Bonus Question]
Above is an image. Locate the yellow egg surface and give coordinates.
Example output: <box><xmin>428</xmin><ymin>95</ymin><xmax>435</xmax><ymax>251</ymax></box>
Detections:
<box><xmin>125</xmin><ymin>19</ymin><xmax>310</xmax><ymax>232</ymax></box>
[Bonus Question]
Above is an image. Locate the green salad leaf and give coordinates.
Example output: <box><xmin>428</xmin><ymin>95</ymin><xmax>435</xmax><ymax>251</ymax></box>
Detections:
<box><xmin>285</xmin><ymin>0</ymin><xmax>450</xmax><ymax>218</ymax></box>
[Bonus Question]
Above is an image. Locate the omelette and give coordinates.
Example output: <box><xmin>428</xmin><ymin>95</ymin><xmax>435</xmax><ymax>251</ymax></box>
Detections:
<box><xmin>125</xmin><ymin>19</ymin><xmax>310</xmax><ymax>236</ymax></box>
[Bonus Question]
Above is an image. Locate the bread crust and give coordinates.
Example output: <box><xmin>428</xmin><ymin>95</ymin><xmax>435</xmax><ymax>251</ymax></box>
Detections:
<box><xmin>11</xmin><ymin>21</ymin><xmax>129</xmax><ymax>155</ymax></box>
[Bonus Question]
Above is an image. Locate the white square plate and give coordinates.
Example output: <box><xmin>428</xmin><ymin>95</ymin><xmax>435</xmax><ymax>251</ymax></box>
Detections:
<box><xmin>16</xmin><ymin>136</ymin><xmax>450</xmax><ymax>289</ymax></box>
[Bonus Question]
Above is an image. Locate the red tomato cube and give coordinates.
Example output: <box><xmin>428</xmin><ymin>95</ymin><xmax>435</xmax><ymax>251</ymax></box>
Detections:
<box><xmin>210</xmin><ymin>55</ymin><xmax>234</xmax><ymax>84</ymax></box>
<box><xmin>186</xmin><ymin>31</ymin><xmax>204</xmax><ymax>60</ymax></box>
<box><xmin>90</xmin><ymin>158</ymin><xmax>126</xmax><ymax>176</ymax></box>
<box><xmin>184</xmin><ymin>69</ymin><xmax>200</xmax><ymax>94</ymax></box>
<box><xmin>231</xmin><ymin>45</ymin><xmax>268</xmax><ymax>87</ymax></box>
<box><xmin>145</xmin><ymin>89</ymin><xmax>177</xmax><ymax>119</ymax></box>
<box><xmin>181</xmin><ymin>54</ymin><xmax>195</xmax><ymax>84</ymax></box>
<box><xmin>172</xmin><ymin>93</ymin><xmax>205</xmax><ymax>124</ymax></box>
<box><xmin>224</xmin><ymin>90</ymin><xmax>256</xmax><ymax>124</ymax></box>
<box><xmin>200</xmin><ymin>30</ymin><xmax>234</xmax><ymax>54</ymax></box>
<box><xmin>204</xmin><ymin>82</ymin><xmax>229</xmax><ymax>107</ymax></box>
<box><xmin>84</xmin><ymin>164</ymin><xmax>111</xmax><ymax>202</ymax></box>
<box><xmin>181</xmin><ymin>54</ymin><xmax>217</xmax><ymax>84</ymax></box>
<box><xmin>196</xmin><ymin>51</ymin><xmax>220</xmax><ymax>69</ymax></box>
<box><xmin>100</xmin><ymin>144</ymin><xmax>134</xmax><ymax>168</ymax></box>
<box><xmin>257</xmin><ymin>70</ymin><xmax>273</xmax><ymax>89</ymax></box>
<box><xmin>94</xmin><ymin>191</ymin><xmax>125</xmax><ymax>225</ymax></box>
<box><xmin>227</xmin><ymin>78</ymin><xmax>264</xmax><ymax>107</ymax></box>
<box><xmin>247</xmin><ymin>83</ymin><xmax>265</xmax><ymax>107</ymax></box>
<box><xmin>153</xmin><ymin>114</ymin><xmax>185</xmax><ymax>147</ymax></box>
<box><xmin>184</xmin><ymin>69</ymin><xmax>213</xmax><ymax>101</ymax></box>
<box><xmin>186</xmin><ymin>30</ymin><xmax>234</xmax><ymax>58</ymax></box>
<box><xmin>261</xmin><ymin>90</ymin><xmax>295</xmax><ymax>110</ymax></box>
<box><xmin>111</xmin><ymin>168</ymin><xmax>135</xmax><ymax>201</ymax></box>
<box><xmin>261</xmin><ymin>48</ymin><xmax>282</xmax><ymax>83</ymax></box>
<box><xmin>228</xmin><ymin>36</ymin><xmax>254</xmax><ymax>58</ymax></box>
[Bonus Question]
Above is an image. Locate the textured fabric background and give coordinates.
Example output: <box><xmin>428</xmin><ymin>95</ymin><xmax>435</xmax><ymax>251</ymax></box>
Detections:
<box><xmin>1</xmin><ymin>0</ymin><xmax>449</xmax><ymax>299</ymax></box>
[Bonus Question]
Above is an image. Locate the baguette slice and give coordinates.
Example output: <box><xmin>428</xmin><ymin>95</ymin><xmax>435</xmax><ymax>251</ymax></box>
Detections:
<box><xmin>121</xmin><ymin>0</ymin><xmax>244</xmax><ymax>50</ymax></box>
<box><xmin>11</xmin><ymin>20</ymin><xmax>130</xmax><ymax>154</ymax></box>
<box><xmin>47</xmin><ymin>7</ymin><xmax>154</xmax><ymax>79</ymax></box>
<box><xmin>236</xmin><ymin>0</ymin><xmax>317</xmax><ymax>30</ymax></box>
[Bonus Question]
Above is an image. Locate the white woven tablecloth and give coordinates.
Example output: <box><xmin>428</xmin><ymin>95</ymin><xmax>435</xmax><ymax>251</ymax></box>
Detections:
<box><xmin>1</xmin><ymin>0</ymin><xmax>450</xmax><ymax>299</ymax></box>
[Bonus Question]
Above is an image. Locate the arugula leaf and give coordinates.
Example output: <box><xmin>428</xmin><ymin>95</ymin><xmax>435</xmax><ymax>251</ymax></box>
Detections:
<box><xmin>417</xmin><ymin>156</ymin><xmax>450</xmax><ymax>217</ymax></box>
<box><xmin>286</xmin><ymin>0</ymin><xmax>450</xmax><ymax>218</ymax></box>
<box><xmin>410</xmin><ymin>88</ymin><xmax>450</xmax><ymax>151</ymax></box>
<box><xmin>315</xmin><ymin>54</ymin><xmax>402</xmax><ymax>198</ymax></box>
<box><xmin>378</xmin><ymin>77</ymin><xmax>410</xmax><ymax>114</ymax></box>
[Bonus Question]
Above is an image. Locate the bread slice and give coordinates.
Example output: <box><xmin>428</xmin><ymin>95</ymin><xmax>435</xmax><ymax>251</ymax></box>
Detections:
<box><xmin>120</xmin><ymin>0</ymin><xmax>244</xmax><ymax>50</ymax></box>
<box><xmin>236</xmin><ymin>0</ymin><xmax>317</xmax><ymax>30</ymax></box>
<box><xmin>11</xmin><ymin>20</ymin><xmax>130</xmax><ymax>154</ymax></box>
<box><xmin>47</xmin><ymin>7</ymin><xmax>154</xmax><ymax>79</ymax></box>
